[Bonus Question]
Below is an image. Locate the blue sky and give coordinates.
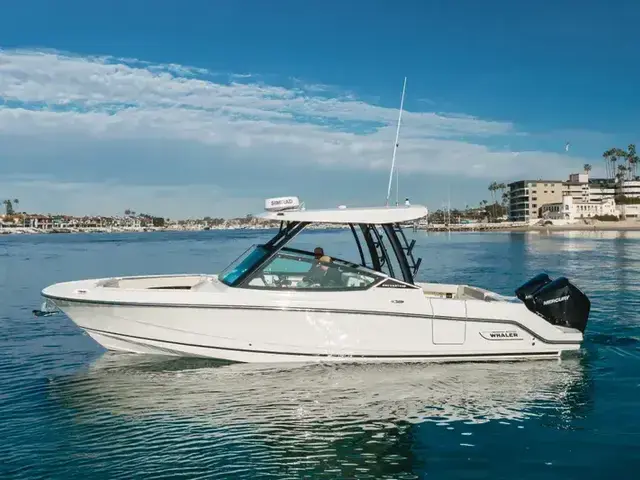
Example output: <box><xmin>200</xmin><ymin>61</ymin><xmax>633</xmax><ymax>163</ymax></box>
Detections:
<box><xmin>1</xmin><ymin>0</ymin><xmax>639</xmax><ymax>217</ymax></box>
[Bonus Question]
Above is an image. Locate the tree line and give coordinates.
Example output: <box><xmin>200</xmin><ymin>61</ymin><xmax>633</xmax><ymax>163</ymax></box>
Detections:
<box><xmin>602</xmin><ymin>144</ymin><xmax>638</xmax><ymax>181</ymax></box>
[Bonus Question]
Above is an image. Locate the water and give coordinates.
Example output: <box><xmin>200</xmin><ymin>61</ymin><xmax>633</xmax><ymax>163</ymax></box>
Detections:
<box><xmin>1</xmin><ymin>229</ymin><xmax>639</xmax><ymax>479</ymax></box>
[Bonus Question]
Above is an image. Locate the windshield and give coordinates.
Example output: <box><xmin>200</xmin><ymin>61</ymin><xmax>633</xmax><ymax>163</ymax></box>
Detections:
<box><xmin>243</xmin><ymin>247</ymin><xmax>384</xmax><ymax>290</ymax></box>
<box><xmin>218</xmin><ymin>245</ymin><xmax>270</xmax><ymax>286</ymax></box>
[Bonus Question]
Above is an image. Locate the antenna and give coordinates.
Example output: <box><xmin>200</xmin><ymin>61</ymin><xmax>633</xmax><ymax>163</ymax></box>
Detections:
<box><xmin>396</xmin><ymin>165</ymin><xmax>399</xmax><ymax>206</ymax></box>
<box><xmin>385</xmin><ymin>76</ymin><xmax>407</xmax><ymax>206</ymax></box>
<box><xmin>448</xmin><ymin>185</ymin><xmax>451</xmax><ymax>227</ymax></box>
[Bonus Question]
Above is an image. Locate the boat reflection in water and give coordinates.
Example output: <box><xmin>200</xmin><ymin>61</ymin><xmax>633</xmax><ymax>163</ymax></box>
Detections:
<box><xmin>49</xmin><ymin>355</ymin><xmax>593</xmax><ymax>478</ymax></box>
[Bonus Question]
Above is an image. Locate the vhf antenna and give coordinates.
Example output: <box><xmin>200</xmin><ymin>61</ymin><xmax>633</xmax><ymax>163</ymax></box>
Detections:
<box><xmin>385</xmin><ymin>76</ymin><xmax>407</xmax><ymax>207</ymax></box>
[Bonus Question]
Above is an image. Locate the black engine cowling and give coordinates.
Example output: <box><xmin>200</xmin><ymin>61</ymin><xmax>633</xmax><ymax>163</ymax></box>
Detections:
<box><xmin>515</xmin><ymin>273</ymin><xmax>552</xmax><ymax>304</ymax></box>
<box><xmin>515</xmin><ymin>274</ymin><xmax>590</xmax><ymax>333</ymax></box>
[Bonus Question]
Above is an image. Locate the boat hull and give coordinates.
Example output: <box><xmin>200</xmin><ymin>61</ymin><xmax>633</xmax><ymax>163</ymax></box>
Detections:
<box><xmin>48</xmin><ymin>297</ymin><xmax>580</xmax><ymax>363</ymax></box>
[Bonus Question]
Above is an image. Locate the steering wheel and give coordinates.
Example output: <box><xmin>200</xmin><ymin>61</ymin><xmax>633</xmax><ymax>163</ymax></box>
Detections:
<box><xmin>258</xmin><ymin>270</ymin><xmax>280</xmax><ymax>287</ymax></box>
<box><xmin>262</xmin><ymin>271</ymin><xmax>286</xmax><ymax>287</ymax></box>
<box><xmin>273</xmin><ymin>275</ymin><xmax>291</xmax><ymax>287</ymax></box>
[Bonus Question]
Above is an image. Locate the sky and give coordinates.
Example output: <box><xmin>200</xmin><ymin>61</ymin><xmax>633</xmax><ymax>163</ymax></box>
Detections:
<box><xmin>1</xmin><ymin>0</ymin><xmax>639</xmax><ymax>218</ymax></box>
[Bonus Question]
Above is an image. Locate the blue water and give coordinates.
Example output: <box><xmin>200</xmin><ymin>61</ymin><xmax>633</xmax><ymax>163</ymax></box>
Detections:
<box><xmin>1</xmin><ymin>229</ymin><xmax>639</xmax><ymax>479</ymax></box>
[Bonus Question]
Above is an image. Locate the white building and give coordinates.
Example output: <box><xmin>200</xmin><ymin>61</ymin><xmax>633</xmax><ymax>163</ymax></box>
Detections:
<box><xmin>562</xmin><ymin>173</ymin><xmax>591</xmax><ymax>202</ymax></box>
<box><xmin>587</xmin><ymin>178</ymin><xmax>617</xmax><ymax>202</ymax></box>
<box><xmin>25</xmin><ymin>216</ymin><xmax>54</xmax><ymax>230</ymax></box>
<box><xmin>563</xmin><ymin>173</ymin><xmax>640</xmax><ymax>204</ymax></box>
<box><xmin>540</xmin><ymin>196</ymin><xmax>619</xmax><ymax>222</ymax></box>
<box><xmin>617</xmin><ymin>179</ymin><xmax>640</xmax><ymax>198</ymax></box>
<box><xmin>506</xmin><ymin>169</ymin><xmax>640</xmax><ymax>223</ymax></box>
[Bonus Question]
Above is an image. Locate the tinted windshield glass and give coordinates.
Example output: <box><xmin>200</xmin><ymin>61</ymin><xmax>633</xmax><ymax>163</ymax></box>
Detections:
<box><xmin>245</xmin><ymin>248</ymin><xmax>381</xmax><ymax>290</ymax></box>
<box><xmin>218</xmin><ymin>245</ymin><xmax>270</xmax><ymax>286</ymax></box>
<box><xmin>263</xmin><ymin>252</ymin><xmax>316</xmax><ymax>274</ymax></box>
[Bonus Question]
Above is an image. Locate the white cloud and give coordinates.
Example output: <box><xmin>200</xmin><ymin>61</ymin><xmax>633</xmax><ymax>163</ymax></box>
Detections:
<box><xmin>0</xmin><ymin>48</ymin><xmax>599</xmax><ymax>215</ymax></box>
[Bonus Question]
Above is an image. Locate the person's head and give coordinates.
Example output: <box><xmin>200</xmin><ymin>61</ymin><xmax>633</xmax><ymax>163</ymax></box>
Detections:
<box><xmin>318</xmin><ymin>255</ymin><xmax>332</xmax><ymax>270</ymax></box>
<box><xmin>313</xmin><ymin>247</ymin><xmax>324</xmax><ymax>259</ymax></box>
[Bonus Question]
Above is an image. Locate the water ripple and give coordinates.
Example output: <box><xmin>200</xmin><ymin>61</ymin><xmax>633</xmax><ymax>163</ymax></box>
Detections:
<box><xmin>0</xmin><ymin>358</ymin><xmax>592</xmax><ymax>479</ymax></box>
<box><xmin>1</xmin><ymin>230</ymin><xmax>640</xmax><ymax>478</ymax></box>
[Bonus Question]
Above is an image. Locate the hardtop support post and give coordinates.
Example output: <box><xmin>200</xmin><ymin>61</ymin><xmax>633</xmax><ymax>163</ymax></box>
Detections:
<box><xmin>370</xmin><ymin>225</ymin><xmax>396</xmax><ymax>279</ymax></box>
<box><xmin>382</xmin><ymin>223</ymin><xmax>414</xmax><ymax>284</ymax></box>
<box><xmin>359</xmin><ymin>224</ymin><xmax>382</xmax><ymax>272</ymax></box>
<box><xmin>234</xmin><ymin>221</ymin><xmax>308</xmax><ymax>287</ymax></box>
<box><xmin>349</xmin><ymin>223</ymin><xmax>367</xmax><ymax>267</ymax></box>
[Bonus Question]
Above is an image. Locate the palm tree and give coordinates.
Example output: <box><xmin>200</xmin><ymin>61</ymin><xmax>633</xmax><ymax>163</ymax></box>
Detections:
<box><xmin>489</xmin><ymin>182</ymin><xmax>506</xmax><ymax>219</ymax></box>
<box><xmin>617</xmin><ymin>164</ymin><xmax>627</xmax><ymax>204</ymax></box>
<box><xmin>13</xmin><ymin>199</ymin><xmax>20</xmax><ymax>225</ymax></box>
<box><xmin>617</xmin><ymin>164</ymin><xmax>629</xmax><ymax>219</ymax></box>
<box><xmin>611</xmin><ymin>153</ymin><xmax>619</xmax><ymax>180</ymax></box>
<box><xmin>497</xmin><ymin>183</ymin><xmax>507</xmax><ymax>216</ymax></box>
<box><xmin>602</xmin><ymin>150</ymin><xmax>610</xmax><ymax>178</ymax></box>
<box><xmin>603</xmin><ymin>148</ymin><xmax>630</xmax><ymax>180</ymax></box>
<box><xmin>487</xmin><ymin>182</ymin><xmax>495</xmax><ymax>202</ymax></box>
<box><xmin>627</xmin><ymin>144</ymin><xmax>638</xmax><ymax>180</ymax></box>
<box><xmin>3</xmin><ymin>199</ymin><xmax>17</xmax><ymax>215</ymax></box>
<box><xmin>488</xmin><ymin>182</ymin><xmax>499</xmax><ymax>219</ymax></box>
<box><xmin>583</xmin><ymin>164</ymin><xmax>592</xmax><ymax>175</ymax></box>
<box><xmin>617</xmin><ymin>147</ymin><xmax>629</xmax><ymax>178</ymax></box>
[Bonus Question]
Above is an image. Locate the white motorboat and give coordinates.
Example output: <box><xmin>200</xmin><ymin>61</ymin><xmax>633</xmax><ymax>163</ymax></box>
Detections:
<box><xmin>41</xmin><ymin>196</ymin><xmax>591</xmax><ymax>363</ymax></box>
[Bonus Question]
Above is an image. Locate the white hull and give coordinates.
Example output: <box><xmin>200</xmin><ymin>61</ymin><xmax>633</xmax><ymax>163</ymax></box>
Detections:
<box><xmin>82</xmin><ymin>329</ymin><xmax>565</xmax><ymax>363</ymax></box>
<box><xmin>43</xmin><ymin>274</ymin><xmax>583</xmax><ymax>363</ymax></box>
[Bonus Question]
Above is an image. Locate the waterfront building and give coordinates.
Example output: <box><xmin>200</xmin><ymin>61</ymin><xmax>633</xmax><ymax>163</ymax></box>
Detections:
<box><xmin>506</xmin><ymin>180</ymin><xmax>564</xmax><ymax>222</ymax></box>
<box><xmin>540</xmin><ymin>196</ymin><xmax>618</xmax><ymax>222</ymax></box>
<box><xmin>508</xmin><ymin>172</ymin><xmax>640</xmax><ymax>222</ymax></box>
<box><xmin>562</xmin><ymin>173</ymin><xmax>592</xmax><ymax>202</ymax></box>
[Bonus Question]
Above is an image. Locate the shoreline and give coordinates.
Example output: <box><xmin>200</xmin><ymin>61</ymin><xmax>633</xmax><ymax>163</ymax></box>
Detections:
<box><xmin>3</xmin><ymin>222</ymin><xmax>640</xmax><ymax>235</ymax></box>
<box><xmin>0</xmin><ymin>224</ymin><xmax>346</xmax><ymax>235</ymax></box>
<box><xmin>424</xmin><ymin>221</ymin><xmax>640</xmax><ymax>233</ymax></box>
<box><xmin>424</xmin><ymin>226</ymin><xmax>640</xmax><ymax>233</ymax></box>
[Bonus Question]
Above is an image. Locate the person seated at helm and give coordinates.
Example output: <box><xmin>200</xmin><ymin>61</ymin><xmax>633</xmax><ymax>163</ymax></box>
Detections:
<box><xmin>305</xmin><ymin>255</ymin><xmax>342</xmax><ymax>287</ymax></box>
<box><xmin>306</xmin><ymin>246</ymin><xmax>325</xmax><ymax>275</ymax></box>
<box><xmin>298</xmin><ymin>247</ymin><xmax>326</xmax><ymax>287</ymax></box>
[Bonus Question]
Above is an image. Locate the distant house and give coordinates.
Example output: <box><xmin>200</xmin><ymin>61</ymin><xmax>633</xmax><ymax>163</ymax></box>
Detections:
<box><xmin>25</xmin><ymin>215</ymin><xmax>54</xmax><ymax>230</ymax></box>
<box><xmin>540</xmin><ymin>196</ymin><xmax>619</xmax><ymax>222</ymax></box>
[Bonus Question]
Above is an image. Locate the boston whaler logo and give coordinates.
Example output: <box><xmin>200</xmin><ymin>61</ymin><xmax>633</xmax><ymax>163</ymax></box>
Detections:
<box><xmin>480</xmin><ymin>330</ymin><xmax>522</xmax><ymax>341</ymax></box>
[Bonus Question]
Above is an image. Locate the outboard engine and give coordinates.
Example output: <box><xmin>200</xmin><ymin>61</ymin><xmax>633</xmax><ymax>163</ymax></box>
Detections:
<box><xmin>515</xmin><ymin>274</ymin><xmax>590</xmax><ymax>333</ymax></box>
<box><xmin>515</xmin><ymin>273</ymin><xmax>552</xmax><ymax>305</ymax></box>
